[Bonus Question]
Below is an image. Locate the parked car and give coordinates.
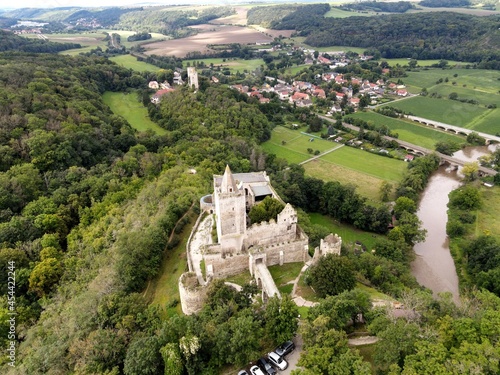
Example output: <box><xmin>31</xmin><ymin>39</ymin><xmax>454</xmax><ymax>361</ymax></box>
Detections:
<box><xmin>250</xmin><ymin>365</ymin><xmax>265</xmax><ymax>375</ymax></box>
<box><xmin>257</xmin><ymin>357</ymin><xmax>277</xmax><ymax>375</ymax></box>
<box><xmin>238</xmin><ymin>371</ymin><xmax>249</xmax><ymax>375</ymax></box>
<box><xmin>274</xmin><ymin>340</ymin><xmax>295</xmax><ymax>357</ymax></box>
<box><xmin>267</xmin><ymin>351</ymin><xmax>288</xmax><ymax>370</ymax></box>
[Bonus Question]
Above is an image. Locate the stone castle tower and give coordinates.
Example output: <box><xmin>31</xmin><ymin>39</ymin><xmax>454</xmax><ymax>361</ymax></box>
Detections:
<box><xmin>214</xmin><ymin>165</ymin><xmax>247</xmax><ymax>250</ymax></box>
<box><xmin>187</xmin><ymin>66</ymin><xmax>199</xmax><ymax>89</ymax></box>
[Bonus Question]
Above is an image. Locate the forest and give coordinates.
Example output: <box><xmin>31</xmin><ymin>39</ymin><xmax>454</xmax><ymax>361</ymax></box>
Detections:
<box><xmin>274</xmin><ymin>9</ymin><xmax>500</xmax><ymax>68</ymax></box>
<box><xmin>0</xmin><ymin>30</ymin><xmax>81</xmax><ymax>53</ymax></box>
<box><xmin>419</xmin><ymin>0</ymin><xmax>471</xmax><ymax>7</ymax></box>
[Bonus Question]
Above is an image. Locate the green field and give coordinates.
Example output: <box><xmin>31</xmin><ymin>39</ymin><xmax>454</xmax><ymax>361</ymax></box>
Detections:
<box><xmin>382</xmin><ymin>96</ymin><xmax>489</xmax><ymax>129</ymax></box>
<box><xmin>262</xmin><ymin>126</ymin><xmax>406</xmax><ymax>200</ymax></box>
<box><xmin>261</xmin><ymin>126</ymin><xmax>338</xmax><ymax>164</ymax></box>
<box><xmin>183</xmin><ymin>57</ymin><xmax>264</xmax><ymax>73</ymax></box>
<box><xmin>476</xmin><ymin>186</ymin><xmax>500</xmax><ymax>241</ymax></box>
<box><xmin>309</xmin><ymin>213</ymin><xmax>383</xmax><ymax>249</ymax></box>
<box><xmin>319</xmin><ymin>146</ymin><xmax>407</xmax><ymax>182</ymax></box>
<box><xmin>109</xmin><ymin>55</ymin><xmax>160</xmax><ymax>72</ymax></box>
<box><xmin>324</xmin><ymin>7</ymin><xmax>364</xmax><ymax>17</ymax></box>
<box><xmin>402</xmin><ymin>68</ymin><xmax>500</xmax><ymax>93</ymax></box>
<box><xmin>348</xmin><ymin>111</ymin><xmax>465</xmax><ymax>149</ymax></box>
<box><xmin>102</xmin><ymin>91</ymin><xmax>167</xmax><ymax>135</ymax></box>
<box><xmin>384</xmin><ymin>58</ymin><xmax>462</xmax><ymax>68</ymax></box>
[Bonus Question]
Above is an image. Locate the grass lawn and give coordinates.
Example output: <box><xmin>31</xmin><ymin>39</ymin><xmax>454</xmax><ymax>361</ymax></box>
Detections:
<box><xmin>183</xmin><ymin>57</ymin><xmax>264</xmax><ymax>73</ymax></box>
<box><xmin>144</xmin><ymin>211</ymin><xmax>197</xmax><ymax>318</ymax></box>
<box><xmin>224</xmin><ymin>271</ymin><xmax>253</xmax><ymax>286</ymax></box>
<box><xmin>109</xmin><ymin>55</ymin><xmax>160</xmax><ymax>72</ymax></box>
<box><xmin>296</xmin><ymin>272</ymin><xmax>322</xmax><ymax>303</ymax></box>
<box><xmin>309</xmin><ymin>213</ymin><xmax>383</xmax><ymax>250</ymax></box>
<box><xmin>476</xmin><ymin>186</ymin><xmax>500</xmax><ymax>241</ymax></box>
<box><xmin>319</xmin><ymin>146</ymin><xmax>407</xmax><ymax>182</ymax></box>
<box><xmin>261</xmin><ymin>126</ymin><xmax>339</xmax><ymax>164</ymax></box>
<box><xmin>102</xmin><ymin>91</ymin><xmax>167</xmax><ymax>135</ymax></box>
<box><xmin>348</xmin><ymin>111</ymin><xmax>465</xmax><ymax>149</ymax></box>
<box><xmin>382</xmin><ymin>96</ymin><xmax>488</xmax><ymax>129</ymax></box>
<box><xmin>268</xmin><ymin>262</ymin><xmax>304</xmax><ymax>286</ymax></box>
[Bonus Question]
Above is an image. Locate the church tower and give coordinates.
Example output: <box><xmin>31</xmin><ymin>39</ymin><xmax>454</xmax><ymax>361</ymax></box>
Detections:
<box><xmin>213</xmin><ymin>165</ymin><xmax>247</xmax><ymax>247</ymax></box>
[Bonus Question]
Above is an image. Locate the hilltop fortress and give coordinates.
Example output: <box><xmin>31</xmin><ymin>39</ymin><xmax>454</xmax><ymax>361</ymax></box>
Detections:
<box><xmin>179</xmin><ymin>166</ymin><xmax>341</xmax><ymax>315</ymax></box>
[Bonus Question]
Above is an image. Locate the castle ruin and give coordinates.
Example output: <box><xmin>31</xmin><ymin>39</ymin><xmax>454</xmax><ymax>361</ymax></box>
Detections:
<box><xmin>179</xmin><ymin>166</ymin><xmax>340</xmax><ymax>315</ymax></box>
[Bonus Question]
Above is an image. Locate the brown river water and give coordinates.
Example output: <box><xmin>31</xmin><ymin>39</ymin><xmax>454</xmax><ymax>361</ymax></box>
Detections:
<box><xmin>411</xmin><ymin>145</ymin><xmax>498</xmax><ymax>301</ymax></box>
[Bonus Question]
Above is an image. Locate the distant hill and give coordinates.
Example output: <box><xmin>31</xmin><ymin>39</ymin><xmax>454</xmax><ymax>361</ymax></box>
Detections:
<box><xmin>1</xmin><ymin>7</ymin><xmax>140</xmax><ymax>26</ymax></box>
<box><xmin>0</xmin><ymin>30</ymin><xmax>81</xmax><ymax>53</ymax></box>
<box><xmin>274</xmin><ymin>10</ymin><xmax>500</xmax><ymax>69</ymax></box>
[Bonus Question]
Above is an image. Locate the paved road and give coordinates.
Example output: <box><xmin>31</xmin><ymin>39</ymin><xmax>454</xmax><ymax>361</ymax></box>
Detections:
<box><xmin>280</xmin><ymin>336</ymin><xmax>303</xmax><ymax>375</ymax></box>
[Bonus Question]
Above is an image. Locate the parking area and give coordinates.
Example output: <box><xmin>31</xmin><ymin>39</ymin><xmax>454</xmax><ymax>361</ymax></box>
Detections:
<box><xmin>280</xmin><ymin>336</ymin><xmax>303</xmax><ymax>375</ymax></box>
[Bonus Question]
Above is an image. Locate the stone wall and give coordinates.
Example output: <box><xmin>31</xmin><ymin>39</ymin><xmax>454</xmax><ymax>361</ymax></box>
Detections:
<box><xmin>203</xmin><ymin>252</ymin><xmax>250</xmax><ymax>279</ymax></box>
<box><xmin>179</xmin><ymin>272</ymin><xmax>207</xmax><ymax>315</ymax></box>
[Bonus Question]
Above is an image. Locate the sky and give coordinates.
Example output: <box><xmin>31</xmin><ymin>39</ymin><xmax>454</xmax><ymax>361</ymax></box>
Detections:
<box><xmin>0</xmin><ymin>0</ymin><xmax>236</xmax><ymax>10</ymax></box>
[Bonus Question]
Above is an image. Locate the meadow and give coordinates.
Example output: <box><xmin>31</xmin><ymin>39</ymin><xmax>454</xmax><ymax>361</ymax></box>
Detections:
<box><xmin>319</xmin><ymin>146</ymin><xmax>407</xmax><ymax>182</ymax></box>
<box><xmin>183</xmin><ymin>57</ymin><xmax>264</xmax><ymax>73</ymax></box>
<box><xmin>348</xmin><ymin>111</ymin><xmax>465</xmax><ymax>149</ymax></box>
<box><xmin>109</xmin><ymin>55</ymin><xmax>161</xmax><ymax>72</ymax></box>
<box><xmin>260</xmin><ymin>125</ymin><xmax>337</xmax><ymax>164</ymax></box>
<box><xmin>102</xmin><ymin>91</ymin><xmax>167</xmax><ymax>135</ymax></box>
<box><xmin>476</xmin><ymin>186</ymin><xmax>500</xmax><ymax>241</ymax></box>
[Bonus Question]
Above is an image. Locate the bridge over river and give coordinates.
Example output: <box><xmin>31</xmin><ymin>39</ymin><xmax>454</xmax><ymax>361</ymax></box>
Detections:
<box><xmin>318</xmin><ymin>115</ymin><xmax>498</xmax><ymax>177</ymax></box>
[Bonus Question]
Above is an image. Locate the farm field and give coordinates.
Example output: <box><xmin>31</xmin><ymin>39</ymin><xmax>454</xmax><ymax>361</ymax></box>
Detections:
<box><xmin>102</xmin><ymin>91</ymin><xmax>167</xmax><ymax>135</ymax></box>
<box><xmin>109</xmin><ymin>55</ymin><xmax>160</xmax><ymax>72</ymax></box>
<box><xmin>143</xmin><ymin>25</ymin><xmax>273</xmax><ymax>57</ymax></box>
<box><xmin>394</xmin><ymin>68</ymin><xmax>500</xmax><ymax>134</ymax></box>
<box><xmin>402</xmin><ymin>68</ymin><xmax>500</xmax><ymax>93</ymax></box>
<box><xmin>382</xmin><ymin>96</ymin><xmax>489</xmax><ymax>129</ymax></box>
<box><xmin>183</xmin><ymin>57</ymin><xmax>264</xmax><ymax>73</ymax></box>
<box><xmin>348</xmin><ymin>111</ymin><xmax>465</xmax><ymax>149</ymax></box>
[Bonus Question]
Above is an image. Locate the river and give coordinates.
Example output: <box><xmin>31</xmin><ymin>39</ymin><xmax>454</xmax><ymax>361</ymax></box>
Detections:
<box><xmin>411</xmin><ymin>144</ymin><xmax>498</xmax><ymax>301</ymax></box>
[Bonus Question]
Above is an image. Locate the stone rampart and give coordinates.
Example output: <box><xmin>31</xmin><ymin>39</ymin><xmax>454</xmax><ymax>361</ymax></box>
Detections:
<box><xmin>179</xmin><ymin>272</ymin><xmax>207</xmax><ymax>315</ymax></box>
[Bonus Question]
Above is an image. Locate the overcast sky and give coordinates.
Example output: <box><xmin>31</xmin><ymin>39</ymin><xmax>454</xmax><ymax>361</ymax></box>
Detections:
<box><xmin>0</xmin><ymin>0</ymin><xmax>234</xmax><ymax>9</ymax></box>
